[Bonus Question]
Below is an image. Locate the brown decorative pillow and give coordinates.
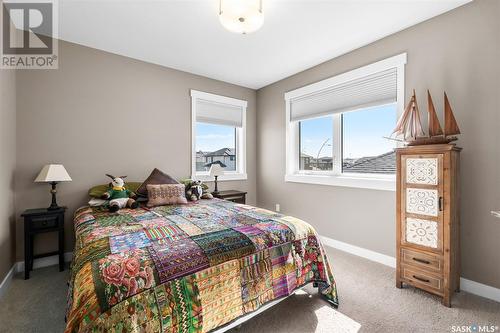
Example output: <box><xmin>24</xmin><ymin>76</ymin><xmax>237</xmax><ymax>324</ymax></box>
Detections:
<box><xmin>146</xmin><ymin>184</ymin><xmax>187</xmax><ymax>207</ymax></box>
<box><xmin>137</xmin><ymin>168</ymin><xmax>179</xmax><ymax>197</ymax></box>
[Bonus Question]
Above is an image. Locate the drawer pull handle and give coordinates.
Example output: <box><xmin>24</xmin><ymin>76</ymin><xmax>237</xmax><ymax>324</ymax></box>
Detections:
<box><xmin>412</xmin><ymin>275</ymin><xmax>430</xmax><ymax>283</ymax></box>
<box><xmin>439</xmin><ymin>197</ymin><xmax>443</xmax><ymax>211</ymax></box>
<box><xmin>412</xmin><ymin>257</ymin><xmax>431</xmax><ymax>265</ymax></box>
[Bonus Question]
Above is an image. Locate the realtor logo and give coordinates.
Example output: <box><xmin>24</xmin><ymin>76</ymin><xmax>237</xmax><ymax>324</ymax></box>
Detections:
<box><xmin>1</xmin><ymin>0</ymin><xmax>58</xmax><ymax>69</ymax></box>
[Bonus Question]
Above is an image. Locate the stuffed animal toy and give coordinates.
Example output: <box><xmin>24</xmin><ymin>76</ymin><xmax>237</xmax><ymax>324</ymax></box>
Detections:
<box><xmin>101</xmin><ymin>174</ymin><xmax>139</xmax><ymax>212</ymax></box>
<box><xmin>184</xmin><ymin>179</ymin><xmax>213</xmax><ymax>201</ymax></box>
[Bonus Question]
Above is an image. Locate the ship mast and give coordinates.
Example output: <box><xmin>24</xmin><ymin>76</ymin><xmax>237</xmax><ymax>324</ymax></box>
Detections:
<box><xmin>391</xmin><ymin>90</ymin><xmax>425</xmax><ymax>141</ymax></box>
<box><xmin>427</xmin><ymin>90</ymin><xmax>443</xmax><ymax>137</ymax></box>
<box><xmin>444</xmin><ymin>92</ymin><xmax>460</xmax><ymax>137</ymax></box>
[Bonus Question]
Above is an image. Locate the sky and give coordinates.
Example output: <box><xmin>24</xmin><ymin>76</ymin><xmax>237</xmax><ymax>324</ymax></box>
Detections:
<box><xmin>196</xmin><ymin>104</ymin><xmax>397</xmax><ymax>158</ymax></box>
<box><xmin>196</xmin><ymin>123</ymin><xmax>235</xmax><ymax>152</ymax></box>
<box><xmin>300</xmin><ymin>104</ymin><xmax>397</xmax><ymax>159</ymax></box>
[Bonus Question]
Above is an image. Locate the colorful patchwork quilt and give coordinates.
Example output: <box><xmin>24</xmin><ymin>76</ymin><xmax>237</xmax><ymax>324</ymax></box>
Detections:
<box><xmin>65</xmin><ymin>199</ymin><xmax>338</xmax><ymax>333</ymax></box>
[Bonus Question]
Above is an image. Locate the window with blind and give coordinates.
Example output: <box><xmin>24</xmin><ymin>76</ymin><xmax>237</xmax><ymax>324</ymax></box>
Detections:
<box><xmin>285</xmin><ymin>53</ymin><xmax>406</xmax><ymax>190</ymax></box>
<box><xmin>191</xmin><ymin>90</ymin><xmax>247</xmax><ymax>180</ymax></box>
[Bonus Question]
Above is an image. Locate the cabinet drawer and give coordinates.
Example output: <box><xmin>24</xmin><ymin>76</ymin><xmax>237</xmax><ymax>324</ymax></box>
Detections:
<box><xmin>402</xmin><ymin>265</ymin><xmax>443</xmax><ymax>293</ymax></box>
<box><xmin>401</xmin><ymin>248</ymin><xmax>442</xmax><ymax>273</ymax></box>
<box><xmin>31</xmin><ymin>215</ymin><xmax>58</xmax><ymax>230</ymax></box>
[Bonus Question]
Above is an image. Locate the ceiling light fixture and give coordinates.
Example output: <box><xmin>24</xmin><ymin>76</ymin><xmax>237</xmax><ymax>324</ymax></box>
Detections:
<box><xmin>219</xmin><ymin>0</ymin><xmax>264</xmax><ymax>34</ymax></box>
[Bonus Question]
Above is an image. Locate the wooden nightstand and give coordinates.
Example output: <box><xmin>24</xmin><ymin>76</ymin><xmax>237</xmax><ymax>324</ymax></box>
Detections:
<box><xmin>212</xmin><ymin>190</ymin><xmax>247</xmax><ymax>204</ymax></box>
<box><xmin>21</xmin><ymin>207</ymin><xmax>66</xmax><ymax>279</ymax></box>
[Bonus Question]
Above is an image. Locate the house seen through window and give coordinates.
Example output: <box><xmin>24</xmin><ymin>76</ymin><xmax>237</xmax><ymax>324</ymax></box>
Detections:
<box><xmin>298</xmin><ymin>104</ymin><xmax>396</xmax><ymax>174</ymax></box>
<box><xmin>195</xmin><ymin>122</ymin><xmax>237</xmax><ymax>172</ymax></box>
<box><xmin>299</xmin><ymin>116</ymin><xmax>334</xmax><ymax>171</ymax></box>
<box><xmin>191</xmin><ymin>90</ymin><xmax>246</xmax><ymax>180</ymax></box>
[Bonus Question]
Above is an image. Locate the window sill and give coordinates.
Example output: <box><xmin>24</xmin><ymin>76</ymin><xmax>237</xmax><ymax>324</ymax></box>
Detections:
<box><xmin>284</xmin><ymin>173</ymin><xmax>395</xmax><ymax>191</ymax></box>
<box><xmin>194</xmin><ymin>173</ymin><xmax>248</xmax><ymax>182</ymax></box>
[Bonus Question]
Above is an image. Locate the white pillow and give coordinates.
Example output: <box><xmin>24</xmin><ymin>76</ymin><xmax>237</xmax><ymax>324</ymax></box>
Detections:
<box><xmin>88</xmin><ymin>198</ymin><xmax>107</xmax><ymax>207</ymax></box>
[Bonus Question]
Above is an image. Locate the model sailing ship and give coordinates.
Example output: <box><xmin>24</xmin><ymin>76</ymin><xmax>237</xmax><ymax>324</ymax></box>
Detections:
<box><xmin>390</xmin><ymin>89</ymin><xmax>460</xmax><ymax>145</ymax></box>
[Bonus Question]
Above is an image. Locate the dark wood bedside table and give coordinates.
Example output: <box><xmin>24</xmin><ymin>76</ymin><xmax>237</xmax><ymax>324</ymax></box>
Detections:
<box><xmin>212</xmin><ymin>190</ymin><xmax>247</xmax><ymax>204</ymax></box>
<box><xmin>21</xmin><ymin>207</ymin><xmax>66</xmax><ymax>279</ymax></box>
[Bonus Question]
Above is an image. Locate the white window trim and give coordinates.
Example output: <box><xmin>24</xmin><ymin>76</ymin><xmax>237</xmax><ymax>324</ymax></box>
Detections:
<box><xmin>284</xmin><ymin>53</ymin><xmax>407</xmax><ymax>191</ymax></box>
<box><xmin>191</xmin><ymin>90</ymin><xmax>247</xmax><ymax>182</ymax></box>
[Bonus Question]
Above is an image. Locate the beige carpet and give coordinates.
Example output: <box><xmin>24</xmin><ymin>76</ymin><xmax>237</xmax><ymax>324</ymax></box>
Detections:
<box><xmin>0</xmin><ymin>248</ymin><xmax>498</xmax><ymax>333</ymax></box>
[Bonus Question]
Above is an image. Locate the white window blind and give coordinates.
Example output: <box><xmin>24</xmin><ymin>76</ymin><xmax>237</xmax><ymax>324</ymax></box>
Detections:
<box><xmin>196</xmin><ymin>99</ymin><xmax>243</xmax><ymax>127</ymax></box>
<box><xmin>290</xmin><ymin>68</ymin><xmax>397</xmax><ymax>122</ymax></box>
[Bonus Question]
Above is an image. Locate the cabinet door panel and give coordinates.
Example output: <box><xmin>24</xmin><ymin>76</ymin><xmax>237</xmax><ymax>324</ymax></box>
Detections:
<box><xmin>406</xmin><ymin>188</ymin><xmax>439</xmax><ymax>217</ymax></box>
<box><xmin>405</xmin><ymin>218</ymin><xmax>439</xmax><ymax>248</ymax></box>
<box><xmin>406</xmin><ymin>158</ymin><xmax>438</xmax><ymax>185</ymax></box>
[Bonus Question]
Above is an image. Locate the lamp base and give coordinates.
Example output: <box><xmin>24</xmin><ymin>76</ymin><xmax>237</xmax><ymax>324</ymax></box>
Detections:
<box><xmin>47</xmin><ymin>204</ymin><xmax>61</xmax><ymax>211</ymax></box>
<box><xmin>48</xmin><ymin>182</ymin><xmax>60</xmax><ymax>210</ymax></box>
<box><xmin>213</xmin><ymin>175</ymin><xmax>219</xmax><ymax>195</ymax></box>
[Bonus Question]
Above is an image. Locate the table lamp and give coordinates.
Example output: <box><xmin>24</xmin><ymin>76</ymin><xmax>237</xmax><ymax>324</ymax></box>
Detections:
<box><xmin>35</xmin><ymin>164</ymin><xmax>72</xmax><ymax>210</ymax></box>
<box><xmin>209</xmin><ymin>163</ymin><xmax>225</xmax><ymax>195</ymax></box>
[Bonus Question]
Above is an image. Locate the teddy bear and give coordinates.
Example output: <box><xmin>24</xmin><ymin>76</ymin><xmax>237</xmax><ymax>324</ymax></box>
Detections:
<box><xmin>184</xmin><ymin>179</ymin><xmax>213</xmax><ymax>201</ymax></box>
<box><xmin>101</xmin><ymin>174</ymin><xmax>139</xmax><ymax>212</ymax></box>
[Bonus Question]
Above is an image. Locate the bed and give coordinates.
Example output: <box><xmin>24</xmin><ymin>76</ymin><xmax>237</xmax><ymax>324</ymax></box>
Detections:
<box><xmin>65</xmin><ymin>198</ymin><xmax>338</xmax><ymax>332</ymax></box>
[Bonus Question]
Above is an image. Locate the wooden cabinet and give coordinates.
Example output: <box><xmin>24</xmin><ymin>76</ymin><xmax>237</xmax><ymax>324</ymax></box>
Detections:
<box><xmin>396</xmin><ymin>144</ymin><xmax>461</xmax><ymax>307</ymax></box>
<box><xmin>21</xmin><ymin>207</ymin><xmax>66</xmax><ymax>280</ymax></box>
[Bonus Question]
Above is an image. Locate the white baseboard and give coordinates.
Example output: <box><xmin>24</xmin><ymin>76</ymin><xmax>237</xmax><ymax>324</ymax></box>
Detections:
<box><xmin>0</xmin><ymin>252</ymin><xmax>73</xmax><ymax>299</ymax></box>
<box><xmin>15</xmin><ymin>252</ymin><xmax>73</xmax><ymax>273</ymax></box>
<box><xmin>320</xmin><ymin>235</ymin><xmax>500</xmax><ymax>304</ymax></box>
<box><xmin>460</xmin><ymin>277</ymin><xmax>500</xmax><ymax>303</ymax></box>
<box><xmin>320</xmin><ymin>236</ymin><xmax>396</xmax><ymax>268</ymax></box>
<box><xmin>0</xmin><ymin>265</ymin><xmax>15</xmax><ymax>299</ymax></box>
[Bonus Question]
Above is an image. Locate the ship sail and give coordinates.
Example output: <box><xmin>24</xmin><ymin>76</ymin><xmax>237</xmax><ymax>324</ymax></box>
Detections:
<box><xmin>391</xmin><ymin>90</ymin><xmax>425</xmax><ymax>141</ymax></box>
<box><xmin>427</xmin><ymin>90</ymin><xmax>443</xmax><ymax>137</ymax></box>
<box><xmin>444</xmin><ymin>92</ymin><xmax>460</xmax><ymax>136</ymax></box>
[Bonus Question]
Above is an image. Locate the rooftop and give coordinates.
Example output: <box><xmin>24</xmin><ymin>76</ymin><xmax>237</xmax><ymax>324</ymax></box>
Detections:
<box><xmin>203</xmin><ymin>148</ymin><xmax>236</xmax><ymax>157</ymax></box>
<box><xmin>343</xmin><ymin>151</ymin><xmax>396</xmax><ymax>174</ymax></box>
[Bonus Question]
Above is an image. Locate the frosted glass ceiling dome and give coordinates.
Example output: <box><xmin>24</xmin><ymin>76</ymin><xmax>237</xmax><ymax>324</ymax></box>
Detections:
<box><xmin>219</xmin><ymin>0</ymin><xmax>264</xmax><ymax>34</ymax></box>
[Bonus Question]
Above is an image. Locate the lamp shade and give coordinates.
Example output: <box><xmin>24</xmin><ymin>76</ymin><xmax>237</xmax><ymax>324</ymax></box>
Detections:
<box><xmin>209</xmin><ymin>164</ymin><xmax>225</xmax><ymax>177</ymax></box>
<box><xmin>34</xmin><ymin>164</ymin><xmax>72</xmax><ymax>182</ymax></box>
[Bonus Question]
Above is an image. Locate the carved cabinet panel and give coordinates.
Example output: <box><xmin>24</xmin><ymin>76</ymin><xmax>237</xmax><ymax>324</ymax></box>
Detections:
<box><xmin>406</xmin><ymin>158</ymin><xmax>438</xmax><ymax>185</ymax></box>
<box><xmin>406</xmin><ymin>188</ymin><xmax>439</xmax><ymax>217</ymax></box>
<box><xmin>405</xmin><ymin>218</ymin><xmax>438</xmax><ymax>248</ymax></box>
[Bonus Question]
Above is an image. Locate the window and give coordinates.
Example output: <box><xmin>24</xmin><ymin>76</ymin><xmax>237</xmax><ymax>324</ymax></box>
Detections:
<box><xmin>299</xmin><ymin>116</ymin><xmax>333</xmax><ymax>171</ymax></box>
<box><xmin>285</xmin><ymin>53</ymin><xmax>406</xmax><ymax>191</ymax></box>
<box><xmin>191</xmin><ymin>90</ymin><xmax>247</xmax><ymax>181</ymax></box>
<box><xmin>196</xmin><ymin>123</ymin><xmax>237</xmax><ymax>172</ymax></box>
<box><xmin>342</xmin><ymin>104</ymin><xmax>397</xmax><ymax>174</ymax></box>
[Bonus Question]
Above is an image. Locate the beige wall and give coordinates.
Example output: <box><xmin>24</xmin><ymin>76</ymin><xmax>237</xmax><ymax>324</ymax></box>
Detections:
<box><xmin>257</xmin><ymin>0</ymin><xmax>500</xmax><ymax>288</ymax></box>
<box><xmin>11</xmin><ymin>0</ymin><xmax>500</xmax><ymax>290</ymax></box>
<box><xmin>15</xmin><ymin>40</ymin><xmax>257</xmax><ymax>259</ymax></box>
<box><xmin>0</xmin><ymin>45</ymin><xmax>16</xmax><ymax>280</ymax></box>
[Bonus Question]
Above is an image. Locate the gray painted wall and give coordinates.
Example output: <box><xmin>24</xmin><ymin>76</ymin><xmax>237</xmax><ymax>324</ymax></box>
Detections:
<box><xmin>15</xmin><ymin>40</ymin><xmax>257</xmax><ymax>259</ymax></box>
<box><xmin>256</xmin><ymin>0</ymin><xmax>500</xmax><ymax>288</ymax></box>
<box><xmin>0</xmin><ymin>6</ymin><xmax>16</xmax><ymax>281</ymax></box>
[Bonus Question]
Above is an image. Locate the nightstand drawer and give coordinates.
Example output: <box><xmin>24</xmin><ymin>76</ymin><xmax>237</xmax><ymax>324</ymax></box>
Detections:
<box><xmin>212</xmin><ymin>190</ymin><xmax>247</xmax><ymax>204</ymax></box>
<box><xmin>224</xmin><ymin>196</ymin><xmax>245</xmax><ymax>204</ymax></box>
<box><xmin>31</xmin><ymin>215</ymin><xmax>58</xmax><ymax>230</ymax></box>
<box><xmin>401</xmin><ymin>248</ymin><xmax>442</xmax><ymax>273</ymax></box>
